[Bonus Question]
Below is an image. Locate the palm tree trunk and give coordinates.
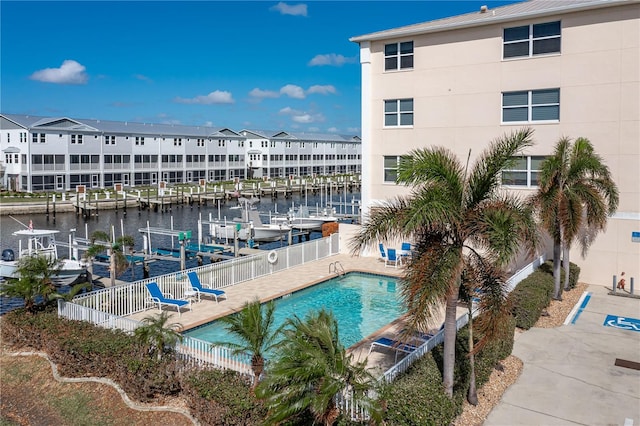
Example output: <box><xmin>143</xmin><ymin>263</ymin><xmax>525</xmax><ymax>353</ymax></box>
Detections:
<box><xmin>109</xmin><ymin>248</ymin><xmax>116</xmax><ymax>288</ymax></box>
<box><xmin>443</xmin><ymin>286</ymin><xmax>460</xmax><ymax>397</ymax></box>
<box><xmin>562</xmin><ymin>245</ymin><xmax>571</xmax><ymax>291</ymax></box>
<box><xmin>467</xmin><ymin>305</ymin><xmax>478</xmax><ymax>405</ymax></box>
<box><xmin>552</xmin><ymin>239</ymin><xmax>562</xmax><ymax>300</ymax></box>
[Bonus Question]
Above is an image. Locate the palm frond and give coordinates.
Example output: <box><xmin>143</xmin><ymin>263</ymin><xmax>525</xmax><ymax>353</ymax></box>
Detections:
<box><xmin>466</xmin><ymin>128</ymin><xmax>534</xmax><ymax>209</ymax></box>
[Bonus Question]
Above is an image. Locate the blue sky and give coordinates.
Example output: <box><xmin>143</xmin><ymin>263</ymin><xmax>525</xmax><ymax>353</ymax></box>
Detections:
<box><xmin>2</xmin><ymin>1</ymin><xmax>518</xmax><ymax>135</ymax></box>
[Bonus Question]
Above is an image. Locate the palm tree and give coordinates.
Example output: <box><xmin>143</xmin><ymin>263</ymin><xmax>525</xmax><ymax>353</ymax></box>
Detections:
<box><xmin>530</xmin><ymin>137</ymin><xmax>618</xmax><ymax>300</ymax></box>
<box><xmin>256</xmin><ymin>309</ymin><xmax>381</xmax><ymax>426</ymax></box>
<box><xmin>213</xmin><ymin>298</ymin><xmax>281</xmax><ymax>391</ymax></box>
<box><xmin>85</xmin><ymin>227</ymin><xmax>135</xmax><ymax>287</ymax></box>
<box><xmin>0</xmin><ymin>255</ymin><xmax>60</xmax><ymax>312</ymax></box>
<box><xmin>351</xmin><ymin>128</ymin><xmax>538</xmax><ymax>397</ymax></box>
<box><xmin>134</xmin><ymin>311</ymin><xmax>183</xmax><ymax>361</ymax></box>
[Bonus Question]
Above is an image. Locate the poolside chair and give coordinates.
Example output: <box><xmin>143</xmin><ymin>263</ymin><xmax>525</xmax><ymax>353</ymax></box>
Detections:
<box><xmin>368</xmin><ymin>336</ymin><xmax>419</xmax><ymax>362</ymax></box>
<box><xmin>145</xmin><ymin>282</ymin><xmax>191</xmax><ymax>316</ymax></box>
<box><xmin>186</xmin><ymin>271</ymin><xmax>226</xmax><ymax>303</ymax></box>
<box><xmin>385</xmin><ymin>248</ymin><xmax>399</xmax><ymax>268</ymax></box>
<box><xmin>378</xmin><ymin>243</ymin><xmax>387</xmax><ymax>262</ymax></box>
<box><xmin>399</xmin><ymin>242</ymin><xmax>412</xmax><ymax>263</ymax></box>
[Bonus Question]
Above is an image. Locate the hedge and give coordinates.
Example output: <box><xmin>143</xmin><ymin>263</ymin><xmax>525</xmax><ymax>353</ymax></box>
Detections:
<box><xmin>183</xmin><ymin>368</ymin><xmax>267</xmax><ymax>425</ymax></box>
<box><xmin>508</xmin><ymin>270</ymin><xmax>554</xmax><ymax>329</ymax></box>
<box><xmin>383</xmin><ymin>314</ymin><xmax>516</xmax><ymax>425</ymax></box>
<box><xmin>539</xmin><ymin>260</ymin><xmax>581</xmax><ymax>290</ymax></box>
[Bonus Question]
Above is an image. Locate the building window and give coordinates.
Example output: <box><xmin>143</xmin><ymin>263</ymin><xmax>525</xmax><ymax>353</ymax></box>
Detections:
<box><xmin>174</xmin><ymin>138</ymin><xmax>182</xmax><ymax>146</ymax></box>
<box><xmin>385</xmin><ymin>41</ymin><xmax>413</xmax><ymax>71</ymax></box>
<box><xmin>383</xmin><ymin>156</ymin><xmax>402</xmax><ymax>183</ymax></box>
<box><xmin>71</xmin><ymin>134</ymin><xmax>83</xmax><ymax>144</ymax></box>
<box><xmin>384</xmin><ymin>99</ymin><xmax>413</xmax><ymax>127</ymax></box>
<box><xmin>135</xmin><ymin>136</ymin><xmax>144</xmax><ymax>146</ymax></box>
<box><xmin>502</xmin><ymin>89</ymin><xmax>559</xmax><ymax>123</ymax></box>
<box><xmin>106</xmin><ymin>136</ymin><xmax>116</xmax><ymax>145</ymax></box>
<box><xmin>502</xmin><ymin>155</ymin><xmax>546</xmax><ymax>187</ymax></box>
<box><xmin>503</xmin><ymin>21</ymin><xmax>561</xmax><ymax>59</ymax></box>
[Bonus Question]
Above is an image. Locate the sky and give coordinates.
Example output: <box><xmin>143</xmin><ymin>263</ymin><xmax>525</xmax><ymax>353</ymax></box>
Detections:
<box><xmin>1</xmin><ymin>1</ymin><xmax>519</xmax><ymax>135</ymax></box>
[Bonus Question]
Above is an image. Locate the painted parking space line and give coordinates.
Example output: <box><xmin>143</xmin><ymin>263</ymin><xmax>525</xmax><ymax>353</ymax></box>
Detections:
<box><xmin>563</xmin><ymin>291</ymin><xmax>592</xmax><ymax>325</ymax></box>
<box><xmin>603</xmin><ymin>314</ymin><xmax>640</xmax><ymax>332</ymax></box>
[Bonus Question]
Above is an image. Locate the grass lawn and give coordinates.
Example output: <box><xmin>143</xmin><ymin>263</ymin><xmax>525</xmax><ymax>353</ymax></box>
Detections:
<box><xmin>0</xmin><ymin>352</ymin><xmax>193</xmax><ymax>426</ymax></box>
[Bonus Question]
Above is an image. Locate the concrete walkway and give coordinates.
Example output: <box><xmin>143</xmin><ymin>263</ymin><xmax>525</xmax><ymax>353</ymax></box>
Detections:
<box><xmin>486</xmin><ymin>284</ymin><xmax>640</xmax><ymax>426</ymax></box>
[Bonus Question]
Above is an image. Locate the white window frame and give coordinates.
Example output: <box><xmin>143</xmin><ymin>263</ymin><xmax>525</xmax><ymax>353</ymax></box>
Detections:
<box><xmin>502</xmin><ymin>89</ymin><xmax>559</xmax><ymax>124</ymax></box>
<box><xmin>384</xmin><ymin>41</ymin><xmax>414</xmax><ymax>71</ymax></box>
<box><xmin>384</xmin><ymin>99</ymin><xmax>414</xmax><ymax>128</ymax></box>
<box><xmin>383</xmin><ymin>156</ymin><xmax>401</xmax><ymax>183</ymax></box>
<box><xmin>503</xmin><ymin>21</ymin><xmax>561</xmax><ymax>59</ymax></box>
<box><xmin>501</xmin><ymin>155</ymin><xmax>546</xmax><ymax>188</ymax></box>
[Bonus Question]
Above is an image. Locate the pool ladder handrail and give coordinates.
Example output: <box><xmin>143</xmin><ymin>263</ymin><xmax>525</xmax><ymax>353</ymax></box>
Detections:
<box><xmin>329</xmin><ymin>261</ymin><xmax>345</xmax><ymax>277</ymax></box>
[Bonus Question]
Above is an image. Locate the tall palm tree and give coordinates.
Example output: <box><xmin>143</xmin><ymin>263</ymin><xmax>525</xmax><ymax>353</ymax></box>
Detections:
<box><xmin>351</xmin><ymin>128</ymin><xmax>538</xmax><ymax>397</ymax></box>
<box><xmin>213</xmin><ymin>298</ymin><xmax>281</xmax><ymax>391</ymax></box>
<box><xmin>134</xmin><ymin>311</ymin><xmax>183</xmax><ymax>361</ymax></box>
<box><xmin>85</xmin><ymin>227</ymin><xmax>135</xmax><ymax>287</ymax></box>
<box><xmin>530</xmin><ymin>137</ymin><xmax>618</xmax><ymax>300</ymax></box>
<box><xmin>256</xmin><ymin>309</ymin><xmax>381</xmax><ymax>426</ymax></box>
<box><xmin>1</xmin><ymin>255</ymin><xmax>60</xmax><ymax>312</ymax></box>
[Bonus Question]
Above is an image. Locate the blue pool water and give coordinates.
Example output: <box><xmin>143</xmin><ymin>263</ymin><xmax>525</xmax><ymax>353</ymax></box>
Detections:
<box><xmin>184</xmin><ymin>272</ymin><xmax>404</xmax><ymax>349</ymax></box>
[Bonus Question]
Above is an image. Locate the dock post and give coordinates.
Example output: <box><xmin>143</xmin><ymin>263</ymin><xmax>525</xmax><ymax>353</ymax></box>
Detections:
<box><xmin>52</xmin><ymin>193</ymin><xmax>56</xmax><ymax>221</ymax></box>
<box><xmin>46</xmin><ymin>192</ymin><xmax>50</xmax><ymax>221</ymax></box>
<box><xmin>123</xmin><ymin>192</ymin><xmax>127</xmax><ymax>217</ymax></box>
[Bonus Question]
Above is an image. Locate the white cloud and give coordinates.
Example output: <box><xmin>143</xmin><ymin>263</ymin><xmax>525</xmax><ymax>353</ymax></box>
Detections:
<box><xmin>134</xmin><ymin>74</ymin><xmax>152</xmax><ymax>83</ymax></box>
<box><xmin>292</xmin><ymin>114</ymin><xmax>313</xmax><ymax>123</ymax></box>
<box><xmin>174</xmin><ymin>90</ymin><xmax>234</xmax><ymax>104</ymax></box>
<box><xmin>307</xmin><ymin>85</ymin><xmax>336</xmax><ymax>95</ymax></box>
<box><xmin>280</xmin><ymin>84</ymin><xmax>305</xmax><ymax>99</ymax></box>
<box><xmin>327</xmin><ymin>127</ymin><xmax>338</xmax><ymax>133</ymax></box>
<box><xmin>29</xmin><ymin>60</ymin><xmax>88</xmax><ymax>84</ymax></box>
<box><xmin>308</xmin><ymin>54</ymin><xmax>356</xmax><ymax>67</ymax></box>
<box><xmin>280</xmin><ymin>106</ymin><xmax>324</xmax><ymax>123</ymax></box>
<box><xmin>270</xmin><ymin>2</ymin><xmax>307</xmax><ymax>16</ymax></box>
<box><xmin>249</xmin><ymin>88</ymin><xmax>279</xmax><ymax>100</ymax></box>
<box><xmin>279</xmin><ymin>106</ymin><xmax>301</xmax><ymax>115</ymax></box>
<box><xmin>204</xmin><ymin>121</ymin><xmax>214</xmax><ymax>127</ymax></box>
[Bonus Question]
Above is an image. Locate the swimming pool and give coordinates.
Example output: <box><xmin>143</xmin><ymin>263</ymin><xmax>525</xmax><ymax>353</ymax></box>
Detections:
<box><xmin>184</xmin><ymin>272</ymin><xmax>404</xmax><ymax>349</ymax></box>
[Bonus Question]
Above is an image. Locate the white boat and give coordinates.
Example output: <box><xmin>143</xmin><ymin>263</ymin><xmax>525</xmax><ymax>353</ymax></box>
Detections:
<box><xmin>238</xmin><ymin>210</ymin><xmax>291</xmax><ymax>242</ymax></box>
<box><xmin>288</xmin><ymin>206</ymin><xmax>338</xmax><ymax>231</ymax></box>
<box><xmin>0</xmin><ymin>229</ymin><xmax>88</xmax><ymax>286</ymax></box>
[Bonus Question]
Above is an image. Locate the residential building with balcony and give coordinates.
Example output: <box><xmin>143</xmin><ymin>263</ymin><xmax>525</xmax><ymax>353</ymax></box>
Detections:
<box><xmin>0</xmin><ymin>114</ymin><xmax>361</xmax><ymax>192</ymax></box>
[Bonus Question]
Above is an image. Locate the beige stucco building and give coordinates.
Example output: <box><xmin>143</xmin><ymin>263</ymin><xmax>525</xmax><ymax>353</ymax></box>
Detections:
<box><xmin>350</xmin><ymin>0</ymin><xmax>639</xmax><ymax>285</ymax></box>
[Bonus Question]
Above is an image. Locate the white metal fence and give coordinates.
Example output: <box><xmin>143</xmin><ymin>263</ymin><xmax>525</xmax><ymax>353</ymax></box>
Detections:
<box><xmin>68</xmin><ymin>233</ymin><xmax>339</xmax><ymax>317</ymax></box>
<box><xmin>57</xmin><ymin>299</ymin><xmax>257</xmax><ymax>377</ymax></box>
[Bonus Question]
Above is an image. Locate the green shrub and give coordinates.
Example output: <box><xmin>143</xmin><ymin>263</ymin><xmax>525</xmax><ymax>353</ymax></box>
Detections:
<box><xmin>539</xmin><ymin>260</ymin><xmax>581</xmax><ymax>290</ymax></box>
<box><xmin>508</xmin><ymin>270</ymin><xmax>554</xmax><ymax>329</ymax></box>
<box><xmin>183</xmin><ymin>368</ymin><xmax>266</xmax><ymax>425</ymax></box>
<box><xmin>382</xmin><ymin>353</ymin><xmax>462</xmax><ymax>425</ymax></box>
<box><xmin>454</xmin><ymin>315</ymin><xmax>516</xmax><ymax>389</ymax></box>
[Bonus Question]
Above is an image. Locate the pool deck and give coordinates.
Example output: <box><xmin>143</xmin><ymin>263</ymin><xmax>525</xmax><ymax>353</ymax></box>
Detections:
<box><xmin>128</xmin><ymin>253</ymin><xmax>465</xmax><ymax>374</ymax></box>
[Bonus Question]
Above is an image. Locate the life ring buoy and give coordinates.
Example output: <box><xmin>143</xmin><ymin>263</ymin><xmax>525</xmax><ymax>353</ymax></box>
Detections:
<box><xmin>267</xmin><ymin>250</ymin><xmax>278</xmax><ymax>264</ymax></box>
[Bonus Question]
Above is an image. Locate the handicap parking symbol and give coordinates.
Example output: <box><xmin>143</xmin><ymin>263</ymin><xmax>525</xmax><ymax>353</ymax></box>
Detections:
<box><xmin>604</xmin><ymin>314</ymin><xmax>640</xmax><ymax>332</ymax></box>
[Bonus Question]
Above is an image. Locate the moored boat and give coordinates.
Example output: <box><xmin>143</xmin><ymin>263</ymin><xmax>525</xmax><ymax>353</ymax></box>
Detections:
<box><xmin>0</xmin><ymin>228</ymin><xmax>88</xmax><ymax>286</ymax></box>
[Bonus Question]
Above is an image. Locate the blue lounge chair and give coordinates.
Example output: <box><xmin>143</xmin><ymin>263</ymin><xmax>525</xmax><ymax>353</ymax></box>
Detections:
<box><xmin>145</xmin><ymin>282</ymin><xmax>191</xmax><ymax>316</ymax></box>
<box><xmin>187</xmin><ymin>271</ymin><xmax>226</xmax><ymax>303</ymax></box>
<box><xmin>385</xmin><ymin>248</ymin><xmax>399</xmax><ymax>268</ymax></box>
<box><xmin>399</xmin><ymin>242</ymin><xmax>412</xmax><ymax>263</ymax></box>
<box><xmin>368</xmin><ymin>337</ymin><xmax>419</xmax><ymax>362</ymax></box>
<box><xmin>379</xmin><ymin>243</ymin><xmax>386</xmax><ymax>262</ymax></box>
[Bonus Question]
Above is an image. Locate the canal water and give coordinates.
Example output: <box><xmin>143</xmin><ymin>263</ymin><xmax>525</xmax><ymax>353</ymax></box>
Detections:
<box><xmin>0</xmin><ymin>191</ymin><xmax>360</xmax><ymax>314</ymax></box>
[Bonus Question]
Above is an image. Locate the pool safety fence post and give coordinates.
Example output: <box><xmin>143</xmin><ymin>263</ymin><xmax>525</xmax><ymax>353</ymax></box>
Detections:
<box><xmin>613</xmin><ymin>275</ymin><xmax>617</xmax><ymax>293</ymax></box>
